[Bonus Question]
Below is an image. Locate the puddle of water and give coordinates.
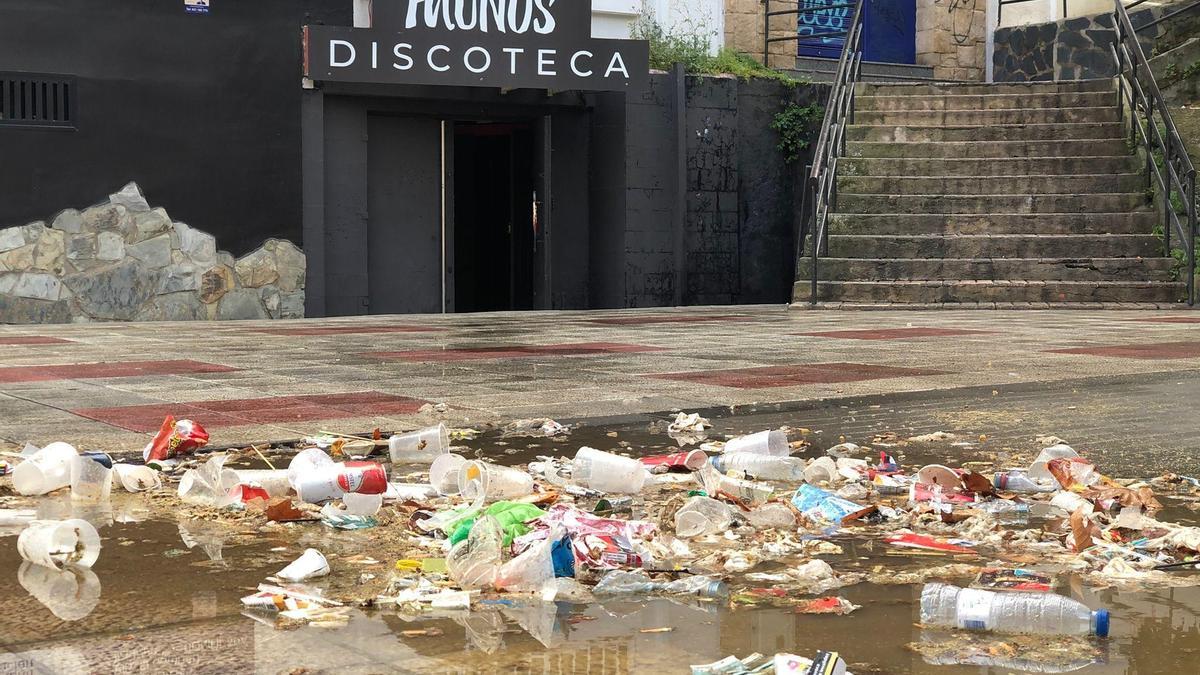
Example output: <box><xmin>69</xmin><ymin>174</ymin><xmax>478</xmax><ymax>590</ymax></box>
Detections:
<box><xmin>3</xmin><ymin>410</ymin><xmax>1200</xmax><ymax>673</ymax></box>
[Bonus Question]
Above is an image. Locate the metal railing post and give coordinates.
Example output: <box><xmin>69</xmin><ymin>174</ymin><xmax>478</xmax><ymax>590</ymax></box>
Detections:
<box><xmin>1190</xmin><ymin>170</ymin><xmax>1197</xmax><ymax>306</ymax></box>
<box><xmin>763</xmin><ymin>0</ymin><xmax>771</xmax><ymax>66</ymax></box>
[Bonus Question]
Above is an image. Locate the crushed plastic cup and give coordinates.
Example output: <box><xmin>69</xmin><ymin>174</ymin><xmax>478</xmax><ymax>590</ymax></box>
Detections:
<box><xmin>429</xmin><ymin>453</ymin><xmax>467</xmax><ymax>495</ymax></box>
<box><xmin>18</xmin><ymin>561</ymin><xmax>101</xmax><ymax>622</ymax></box>
<box><xmin>447</xmin><ymin>515</ymin><xmax>504</xmax><ymax>589</ymax></box>
<box><xmin>13</xmin><ymin>442</ymin><xmax>79</xmax><ymax>496</ymax></box>
<box><xmin>342</xmin><ymin>492</ymin><xmax>383</xmax><ymax>516</ymax></box>
<box><xmin>1029</xmin><ymin>444</ymin><xmax>1079</xmax><ymax>483</ymax></box>
<box><xmin>389</xmin><ymin>423</ymin><xmax>451</xmax><ymax>464</ymax></box>
<box><xmin>70</xmin><ymin>452</ymin><xmax>113</xmax><ymax>503</ymax></box>
<box><xmin>495</xmin><ymin>532</ymin><xmax>559</xmax><ymax>592</ymax></box>
<box><xmin>572</xmin><ymin>447</ymin><xmax>647</xmax><ymax>494</ymax></box>
<box><xmin>112</xmin><ymin>464</ymin><xmax>162</xmax><ymax>493</ymax></box>
<box><xmin>804</xmin><ymin>456</ymin><xmax>839</xmax><ymax>484</ymax></box>
<box><xmin>17</xmin><ymin>519</ymin><xmax>101</xmax><ymax>569</ymax></box>
<box><xmin>178</xmin><ymin>456</ymin><xmax>239</xmax><ymax>507</ymax></box>
<box><xmin>277</xmin><ymin>548</ymin><xmax>330</xmax><ymax>582</ymax></box>
<box><xmin>723</xmin><ymin>429</ymin><xmax>789</xmax><ymax>457</ymax></box>
<box><xmin>459</xmin><ymin>460</ymin><xmax>535</xmax><ymax>501</ymax></box>
<box><xmin>225</xmin><ymin>469</ymin><xmax>291</xmax><ymax>497</ymax></box>
<box><xmin>674</xmin><ymin>496</ymin><xmax>733</xmax><ymax>538</ymax></box>
<box><xmin>745</xmin><ymin>502</ymin><xmax>797</xmax><ymax>529</ymax></box>
<box><xmin>915</xmin><ymin>464</ymin><xmax>961</xmax><ymax>490</ymax></box>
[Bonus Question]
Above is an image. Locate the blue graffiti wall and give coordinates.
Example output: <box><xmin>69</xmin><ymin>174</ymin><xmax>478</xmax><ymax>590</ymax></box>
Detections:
<box><xmin>797</xmin><ymin>0</ymin><xmax>916</xmax><ymax>64</ymax></box>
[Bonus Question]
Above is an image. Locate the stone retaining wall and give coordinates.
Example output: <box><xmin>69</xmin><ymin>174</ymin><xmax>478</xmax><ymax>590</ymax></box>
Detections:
<box><xmin>0</xmin><ymin>184</ymin><xmax>305</xmax><ymax>324</ymax></box>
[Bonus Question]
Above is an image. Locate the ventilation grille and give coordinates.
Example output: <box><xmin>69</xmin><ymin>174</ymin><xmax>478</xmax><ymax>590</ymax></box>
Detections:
<box><xmin>0</xmin><ymin>73</ymin><xmax>76</xmax><ymax>129</ymax></box>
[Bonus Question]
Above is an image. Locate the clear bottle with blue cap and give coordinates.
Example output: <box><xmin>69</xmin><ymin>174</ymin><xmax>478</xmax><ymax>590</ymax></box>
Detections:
<box><xmin>921</xmin><ymin>583</ymin><xmax>1109</xmax><ymax>637</ymax></box>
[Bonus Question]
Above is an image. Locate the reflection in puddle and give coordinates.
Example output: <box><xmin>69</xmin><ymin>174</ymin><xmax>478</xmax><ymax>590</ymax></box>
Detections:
<box><xmin>17</xmin><ymin>562</ymin><xmax>101</xmax><ymax>622</ymax></box>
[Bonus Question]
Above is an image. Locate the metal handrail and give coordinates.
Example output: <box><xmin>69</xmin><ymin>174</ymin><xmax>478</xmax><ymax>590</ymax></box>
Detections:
<box><xmin>763</xmin><ymin>0</ymin><xmax>855</xmax><ymax>62</ymax></box>
<box><xmin>803</xmin><ymin>0</ymin><xmax>865</xmax><ymax>305</ymax></box>
<box><xmin>1111</xmin><ymin>0</ymin><xmax>1197</xmax><ymax>305</ymax></box>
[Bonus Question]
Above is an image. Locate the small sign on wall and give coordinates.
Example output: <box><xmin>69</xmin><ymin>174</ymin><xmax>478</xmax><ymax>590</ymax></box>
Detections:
<box><xmin>185</xmin><ymin>0</ymin><xmax>210</xmax><ymax>14</ymax></box>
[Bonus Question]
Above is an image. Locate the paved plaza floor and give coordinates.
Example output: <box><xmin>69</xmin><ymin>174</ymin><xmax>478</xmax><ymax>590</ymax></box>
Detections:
<box><xmin>1</xmin><ymin>306</ymin><xmax>1198</xmax><ymax>452</ymax></box>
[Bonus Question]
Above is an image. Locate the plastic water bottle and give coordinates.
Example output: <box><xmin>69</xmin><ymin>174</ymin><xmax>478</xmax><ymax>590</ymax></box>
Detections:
<box><xmin>974</xmin><ymin>499</ymin><xmax>1031</xmax><ymax>524</ymax></box>
<box><xmin>993</xmin><ymin>470</ymin><xmax>1057</xmax><ymax>493</ymax></box>
<box><xmin>920</xmin><ymin>583</ymin><xmax>1109</xmax><ymax>637</ymax></box>
<box><xmin>711</xmin><ymin>453</ymin><xmax>806</xmax><ymax>481</ymax></box>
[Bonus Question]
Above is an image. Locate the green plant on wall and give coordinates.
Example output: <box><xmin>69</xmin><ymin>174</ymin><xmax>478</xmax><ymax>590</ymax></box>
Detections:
<box><xmin>631</xmin><ymin>16</ymin><xmax>802</xmax><ymax>85</ymax></box>
<box><xmin>771</xmin><ymin>103</ymin><xmax>822</xmax><ymax>164</ymax></box>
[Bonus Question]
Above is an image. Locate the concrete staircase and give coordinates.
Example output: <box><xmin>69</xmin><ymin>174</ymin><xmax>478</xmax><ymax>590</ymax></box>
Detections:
<box><xmin>795</xmin><ymin>79</ymin><xmax>1188</xmax><ymax>308</ymax></box>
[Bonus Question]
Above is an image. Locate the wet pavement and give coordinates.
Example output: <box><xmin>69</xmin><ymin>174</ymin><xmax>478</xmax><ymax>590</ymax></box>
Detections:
<box><xmin>4</xmin><ymin>306</ymin><xmax>1200</xmax><ymax>452</ymax></box>
<box><xmin>3</xmin><ymin>376</ymin><xmax>1200</xmax><ymax>674</ymax></box>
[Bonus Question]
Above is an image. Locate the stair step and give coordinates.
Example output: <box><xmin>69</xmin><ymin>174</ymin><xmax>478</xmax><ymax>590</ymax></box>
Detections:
<box><xmin>792</xmin><ymin>57</ymin><xmax>936</xmax><ymax>83</ymax></box>
<box><xmin>856</xmin><ymin>79</ymin><xmax>1116</xmax><ymax>97</ymax></box>
<box><xmin>856</xmin><ymin>91</ymin><xmax>1116</xmax><ymax>112</ymax></box>
<box><xmin>826</xmin><ymin>234</ymin><xmax>1163</xmax><ymax>259</ymax></box>
<box><xmin>828</xmin><ymin>211</ymin><xmax>1158</xmax><ymax>235</ymax></box>
<box><xmin>855</xmin><ymin>107</ymin><xmax>1120</xmax><ymax>126</ymax></box>
<box><xmin>846</xmin><ymin>139</ymin><xmax>1129</xmax><ymax>159</ymax></box>
<box><xmin>795</xmin><ymin>257</ymin><xmax>1176</xmax><ymax>282</ymax></box>
<box><xmin>847</xmin><ymin>122</ymin><xmax>1125</xmax><ymax>143</ymax></box>
<box><xmin>838</xmin><ymin>174</ymin><xmax>1145</xmax><ymax>196</ymax></box>
<box><xmin>836</xmin><ymin>193</ymin><xmax>1148</xmax><ymax>215</ymax></box>
<box><xmin>842</xmin><ymin>155</ymin><xmax>1140</xmax><ymax>176</ymax></box>
<box><xmin>795</xmin><ymin>280</ymin><xmax>1186</xmax><ymax>304</ymax></box>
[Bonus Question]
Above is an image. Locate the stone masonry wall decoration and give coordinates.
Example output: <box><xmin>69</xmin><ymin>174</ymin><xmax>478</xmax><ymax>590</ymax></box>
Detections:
<box><xmin>0</xmin><ymin>183</ymin><xmax>305</xmax><ymax>324</ymax></box>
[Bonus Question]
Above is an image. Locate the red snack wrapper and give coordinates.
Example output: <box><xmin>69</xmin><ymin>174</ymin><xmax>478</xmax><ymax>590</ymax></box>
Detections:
<box><xmin>143</xmin><ymin>416</ymin><xmax>210</xmax><ymax>463</ymax></box>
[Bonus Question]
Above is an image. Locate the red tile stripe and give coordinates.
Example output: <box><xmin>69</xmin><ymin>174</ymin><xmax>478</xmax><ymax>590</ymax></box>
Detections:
<box><xmin>0</xmin><ymin>336</ymin><xmax>75</xmax><ymax>345</ymax></box>
<box><xmin>797</xmin><ymin>328</ymin><xmax>994</xmax><ymax>341</ymax></box>
<box><xmin>251</xmin><ymin>326</ymin><xmax>445</xmax><ymax>336</ymax></box>
<box><xmin>1047</xmin><ymin>342</ymin><xmax>1200</xmax><ymax>360</ymax></box>
<box><xmin>364</xmin><ymin>342</ymin><xmax>667</xmax><ymax>362</ymax></box>
<box><xmin>650</xmin><ymin>363</ymin><xmax>945</xmax><ymax>389</ymax></box>
<box><xmin>0</xmin><ymin>360</ymin><xmax>238</xmax><ymax>383</ymax></box>
<box><xmin>72</xmin><ymin>391</ymin><xmax>427</xmax><ymax>433</ymax></box>
<box><xmin>585</xmin><ymin>315</ymin><xmax>749</xmax><ymax>326</ymax></box>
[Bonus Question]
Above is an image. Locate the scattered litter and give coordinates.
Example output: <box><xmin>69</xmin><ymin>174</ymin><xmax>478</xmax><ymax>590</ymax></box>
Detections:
<box><xmin>275</xmin><ymin>548</ymin><xmax>330</xmax><ymax>582</ymax></box>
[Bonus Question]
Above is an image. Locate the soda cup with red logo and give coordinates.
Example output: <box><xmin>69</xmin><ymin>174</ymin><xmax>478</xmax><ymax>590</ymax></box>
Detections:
<box><xmin>295</xmin><ymin>461</ymin><xmax>388</xmax><ymax>503</ymax></box>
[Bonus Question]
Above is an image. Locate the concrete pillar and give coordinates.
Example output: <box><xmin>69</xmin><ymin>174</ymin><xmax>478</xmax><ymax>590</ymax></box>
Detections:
<box><xmin>916</xmin><ymin>0</ymin><xmax>988</xmax><ymax>81</ymax></box>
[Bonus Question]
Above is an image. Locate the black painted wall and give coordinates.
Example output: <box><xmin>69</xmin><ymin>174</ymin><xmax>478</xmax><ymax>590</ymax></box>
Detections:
<box><xmin>0</xmin><ymin>0</ymin><xmax>348</xmax><ymax>255</ymax></box>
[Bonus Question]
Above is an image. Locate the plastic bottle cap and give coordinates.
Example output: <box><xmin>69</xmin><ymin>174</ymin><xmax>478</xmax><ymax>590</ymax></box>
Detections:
<box><xmin>993</xmin><ymin>473</ymin><xmax>1006</xmax><ymax>490</ymax></box>
<box><xmin>709</xmin><ymin>456</ymin><xmax>723</xmax><ymax>472</ymax></box>
<box><xmin>1094</xmin><ymin>609</ymin><xmax>1110</xmax><ymax>637</ymax></box>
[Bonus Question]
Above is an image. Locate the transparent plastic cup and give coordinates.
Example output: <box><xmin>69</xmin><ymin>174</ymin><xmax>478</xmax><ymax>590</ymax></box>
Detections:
<box><xmin>70</xmin><ymin>452</ymin><xmax>113</xmax><ymax>503</ymax></box>
<box><xmin>429</xmin><ymin>453</ymin><xmax>467</xmax><ymax>495</ymax></box>
<box><xmin>342</xmin><ymin>492</ymin><xmax>383</xmax><ymax>516</ymax></box>
<box><xmin>18</xmin><ymin>561</ymin><xmax>102</xmax><ymax>622</ymax></box>
<box><xmin>277</xmin><ymin>548</ymin><xmax>330</xmax><ymax>582</ymax></box>
<box><xmin>389</xmin><ymin>423</ymin><xmax>451</xmax><ymax>464</ymax></box>
<box><xmin>17</xmin><ymin>519</ymin><xmax>101</xmax><ymax>569</ymax></box>
<box><xmin>745</xmin><ymin>502</ymin><xmax>797</xmax><ymax>529</ymax></box>
<box><xmin>112</xmin><ymin>464</ymin><xmax>162</xmax><ymax>493</ymax></box>
<box><xmin>226</xmin><ymin>469</ymin><xmax>291</xmax><ymax>497</ymax></box>
<box><xmin>287</xmin><ymin>448</ymin><xmax>335</xmax><ymax>489</ymax></box>
<box><xmin>13</xmin><ymin>442</ymin><xmax>79</xmax><ymax>496</ymax></box>
<box><xmin>458</xmin><ymin>460</ymin><xmax>535</xmax><ymax>501</ymax></box>
<box><xmin>804</xmin><ymin>456</ymin><xmax>839</xmax><ymax>484</ymax></box>
<box><xmin>724</xmin><ymin>430</ymin><xmax>789</xmax><ymax>457</ymax></box>
<box><xmin>674</xmin><ymin>496</ymin><xmax>733</xmax><ymax>538</ymax></box>
<box><xmin>572</xmin><ymin>447</ymin><xmax>647</xmax><ymax>494</ymax></box>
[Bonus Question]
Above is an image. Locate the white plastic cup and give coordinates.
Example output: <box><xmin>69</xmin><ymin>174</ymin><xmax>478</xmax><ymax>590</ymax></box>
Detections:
<box><xmin>18</xmin><ymin>561</ymin><xmax>102</xmax><ymax>622</ymax></box>
<box><xmin>287</xmin><ymin>448</ymin><xmax>336</xmax><ymax>489</ymax></box>
<box><xmin>389</xmin><ymin>423</ymin><xmax>451</xmax><ymax>464</ymax></box>
<box><xmin>804</xmin><ymin>456</ymin><xmax>839</xmax><ymax>484</ymax></box>
<box><xmin>277</xmin><ymin>548</ymin><xmax>330</xmax><ymax>582</ymax></box>
<box><xmin>70</xmin><ymin>453</ymin><xmax>113</xmax><ymax>503</ymax></box>
<box><xmin>724</xmin><ymin>430</ymin><xmax>789</xmax><ymax>457</ymax></box>
<box><xmin>429</xmin><ymin>453</ymin><xmax>467</xmax><ymax>495</ymax></box>
<box><xmin>572</xmin><ymin>447</ymin><xmax>647</xmax><ymax>494</ymax></box>
<box><xmin>226</xmin><ymin>469</ymin><xmax>291</xmax><ymax>497</ymax></box>
<box><xmin>17</xmin><ymin>519</ymin><xmax>101</xmax><ymax>569</ymax></box>
<box><xmin>13</xmin><ymin>442</ymin><xmax>79</xmax><ymax>496</ymax></box>
<box><xmin>459</xmin><ymin>460</ymin><xmax>535</xmax><ymax>501</ymax></box>
<box><xmin>112</xmin><ymin>464</ymin><xmax>162</xmax><ymax>493</ymax></box>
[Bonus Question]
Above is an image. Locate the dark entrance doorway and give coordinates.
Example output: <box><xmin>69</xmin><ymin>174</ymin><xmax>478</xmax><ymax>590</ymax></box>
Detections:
<box><xmin>452</xmin><ymin>121</ymin><xmax>536</xmax><ymax>313</ymax></box>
